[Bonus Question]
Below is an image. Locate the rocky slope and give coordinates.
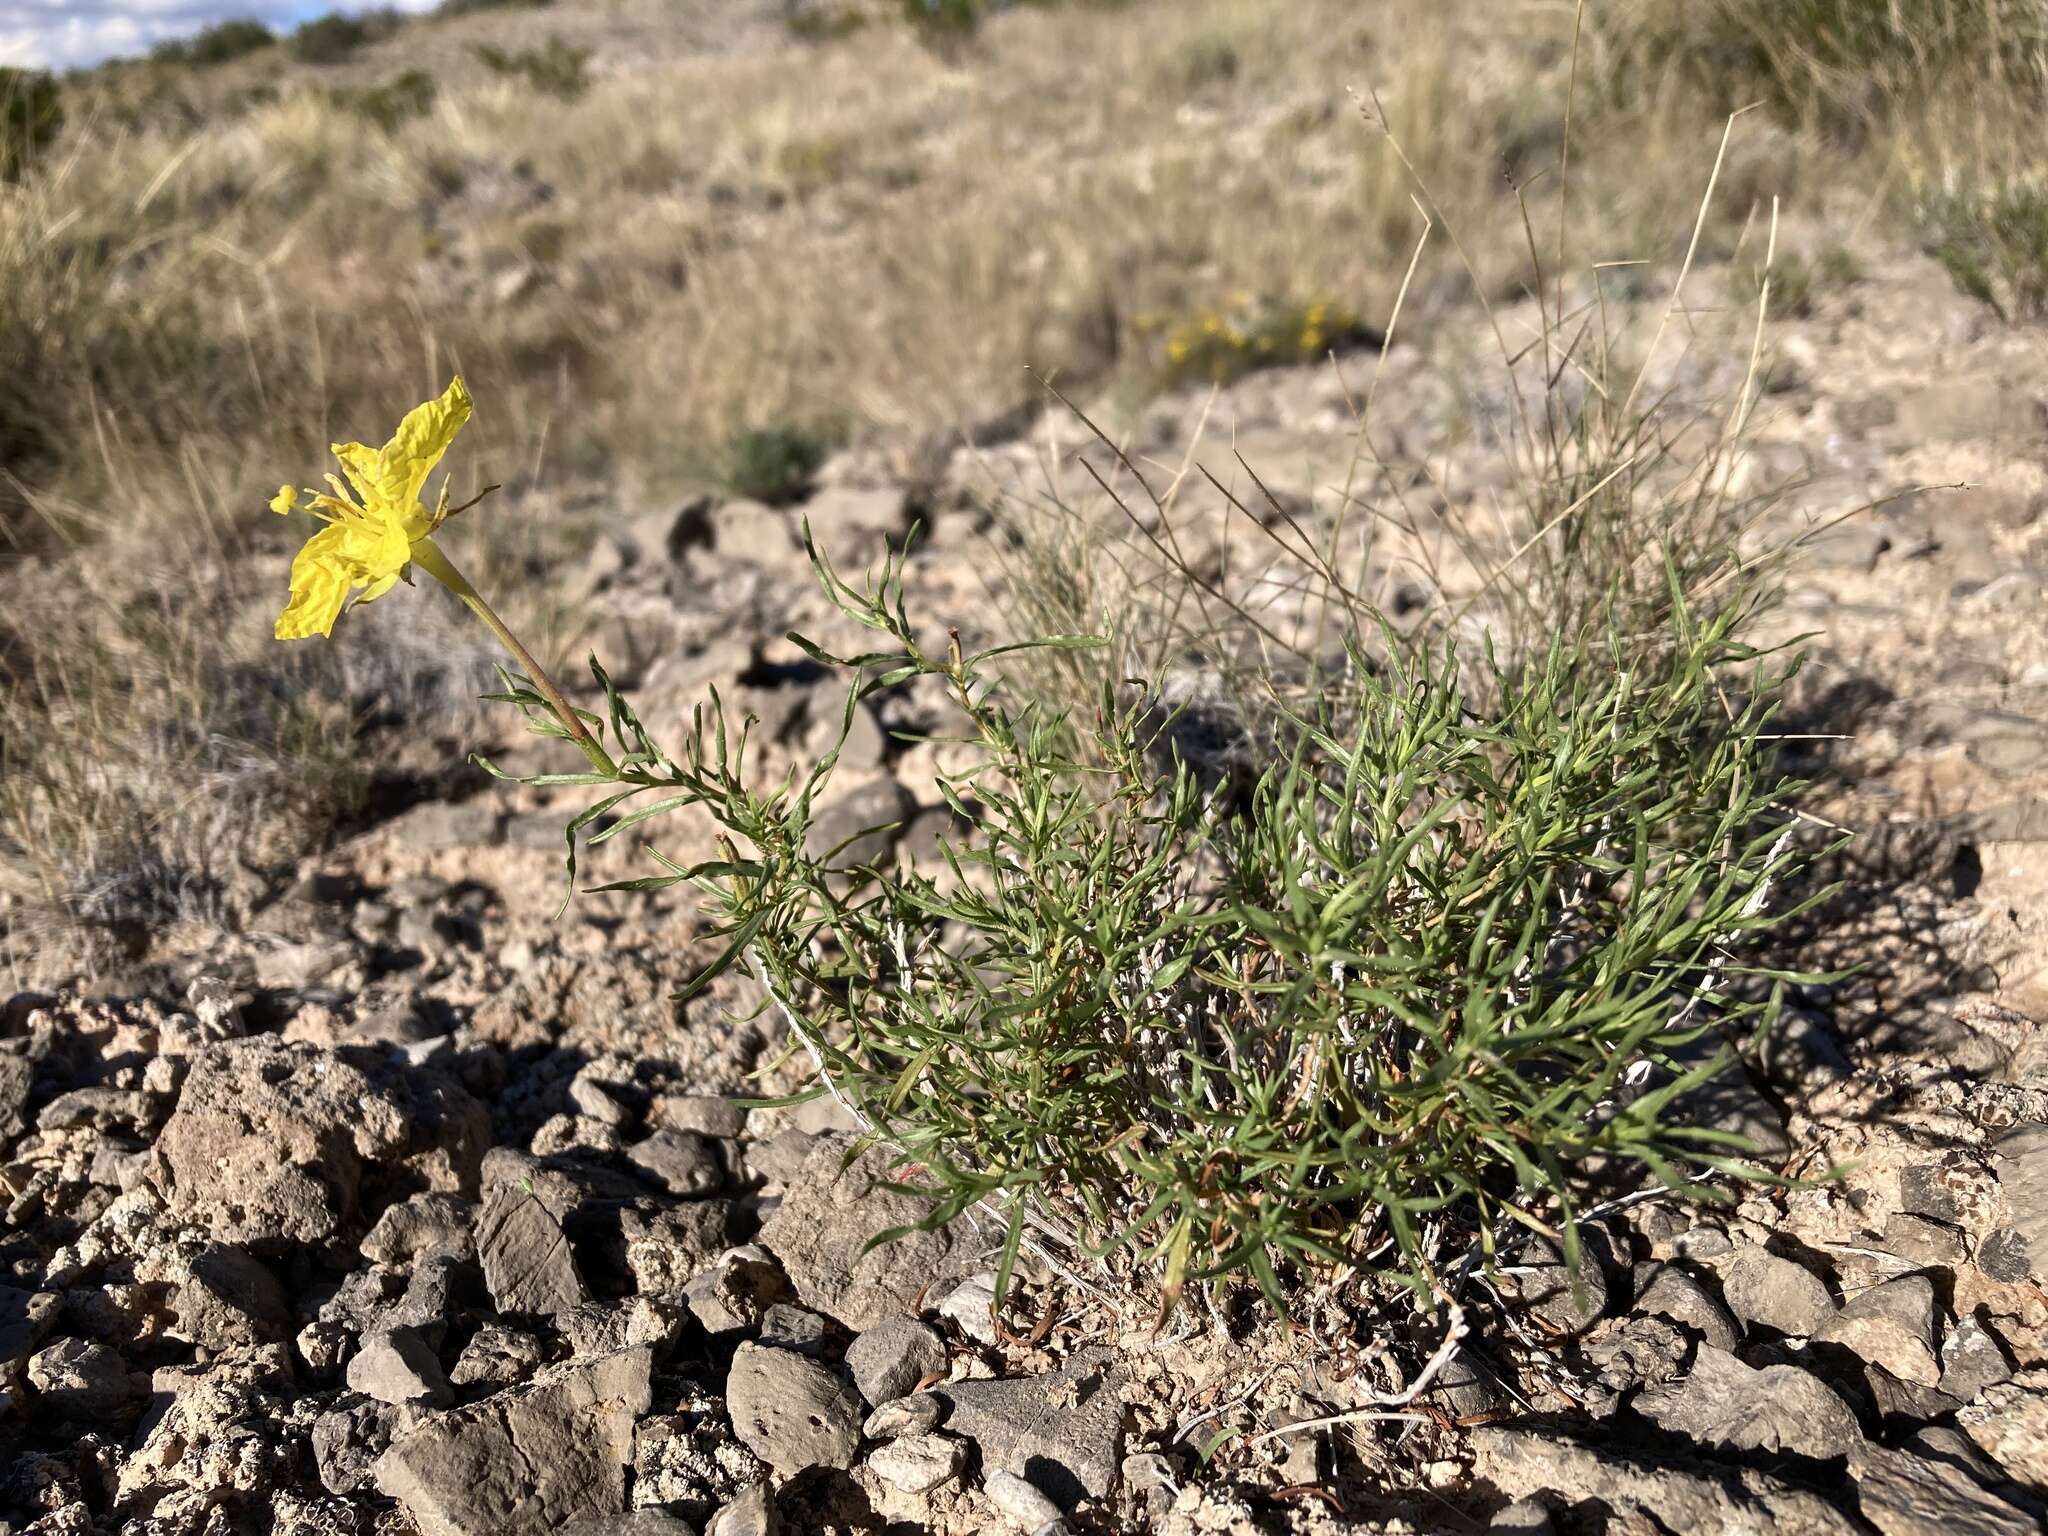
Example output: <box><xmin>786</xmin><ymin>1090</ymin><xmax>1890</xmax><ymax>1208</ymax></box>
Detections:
<box><xmin>4</xmin><ymin>243</ymin><xmax>2048</xmax><ymax>1535</ymax></box>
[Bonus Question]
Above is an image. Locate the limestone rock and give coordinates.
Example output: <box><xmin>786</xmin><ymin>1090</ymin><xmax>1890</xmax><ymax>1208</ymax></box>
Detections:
<box><xmin>155</xmin><ymin>1037</ymin><xmax>490</xmax><ymax>1253</ymax></box>
<box><xmin>1634</xmin><ymin>1265</ymin><xmax>1740</xmax><ymax>1349</ymax></box>
<box><xmin>1940</xmin><ymin>1315</ymin><xmax>2017</xmax><ymax>1402</ymax></box>
<box><xmin>757</xmin><ymin>1134</ymin><xmax>965</xmax><ymax>1329</ymax></box>
<box><xmin>170</xmin><ymin>1244</ymin><xmax>289</xmax><ymax>1351</ymax></box>
<box><xmin>725</xmin><ymin>1340</ymin><xmax>862</xmax><ymax>1474</ymax></box>
<box><xmin>867</xmin><ymin>1431</ymin><xmax>966</xmax><ymax>1493</ymax></box>
<box><xmin>373</xmin><ymin>1346</ymin><xmax>653</xmax><ymax>1536</ymax></box>
<box><xmin>1723</xmin><ymin>1246</ymin><xmax>1835</xmax><ymax>1337</ymax></box>
<box><xmin>1990</xmin><ymin>1123</ymin><xmax>2048</xmax><ymax>1284</ymax></box>
<box><xmin>362</xmin><ymin>1192</ymin><xmax>477</xmax><ymax>1267</ymax></box>
<box><xmin>1957</xmin><ymin>1370</ymin><xmax>2048</xmax><ymax>1488</ymax></box>
<box><xmin>938</xmin><ymin>1349</ymin><xmax>1125</xmax><ymax>1509</ymax></box>
<box><xmin>1634</xmin><ymin>1345</ymin><xmax>1861</xmax><ymax>1460</ymax></box>
<box><xmin>985</xmin><ymin>1469</ymin><xmax>1065</xmax><ymax>1532</ymax></box>
<box><xmin>937</xmin><ymin>1273</ymin><xmax>1000</xmax><ymax>1344</ymax></box>
<box><xmin>846</xmin><ymin>1317</ymin><xmax>947</xmax><ymax>1406</ymax></box>
<box><xmin>476</xmin><ymin>1185</ymin><xmax>588</xmax><ymax>1317</ymax></box>
<box><xmin>1814</xmin><ymin>1274</ymin><xmax>1941</xmax><ymax>1387</ymax></box>
<box><xmin>1851</xmin><ymin>1441</ymin><xmax>2038</xmax><ymax>1536</ymax></box>
<box><xmin>27</xmin><ymin>1338</ymin><xmax>136</xmax><ymax>1418</ymax></box>
<box><xmin>707</xmin><ymin>1482</ymin><xmax>779</xmax><ymax>1536</ymax></box>
<box><xmin>865</xmin><ymin>1393</ymin><xmax>944</xmax><ymax>1440</ymax></box>
<box><xmin>1470</xmin><ymin>1425</ymin><xmax>1861</xmax><ymax>1536</ymax></box>
<box><xmin>627</xmin><ymin>1129</ymin><xmax>726</xmax><ymax>1199</ymax></box>
<box><xmin>347</xmin><ymin>1326</ymin><xmax>455</xmax><ymax>1409</ymax></box>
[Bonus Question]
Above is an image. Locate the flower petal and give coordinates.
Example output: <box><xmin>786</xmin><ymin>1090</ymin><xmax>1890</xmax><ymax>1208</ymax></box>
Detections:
<box><xmin>331</xmin><ymin>441</ymin><xmax>397</xmax><ymax>510</ymax></box>
<box><xmin>339</xmin><ymin>511</ymin><xmax>415</xmax><ymax>579</ymax></box>
<box><xmin>383</xmin><ymin>375</ymin><xmax>474</xmax><ymax>509</ymax></box>
<box><xmin>275</xmin><ymin>523</ymin><xmax>355</xmax><ymax>640</ymax></box>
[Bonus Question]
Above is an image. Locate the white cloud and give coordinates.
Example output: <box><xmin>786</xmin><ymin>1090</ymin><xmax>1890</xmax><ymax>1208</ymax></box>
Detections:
<box><xmin>0</xmin><ymin>1</ymin><xmax>439</xmax><ymax>71</ymax></box>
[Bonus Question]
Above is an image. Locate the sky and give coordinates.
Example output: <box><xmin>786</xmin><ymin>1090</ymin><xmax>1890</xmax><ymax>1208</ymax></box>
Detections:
<box><xmin>0</xmin><ymin>0</ymin><xmax>438</xmax><ymax>71</ymax></box>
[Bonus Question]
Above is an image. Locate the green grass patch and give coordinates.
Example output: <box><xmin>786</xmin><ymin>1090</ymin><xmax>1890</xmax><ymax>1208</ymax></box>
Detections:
<box><xmin>1598</xmin><ymin>0</ymin><xmax>2048</xmax><ymax>135</ymax></box>
<box><xmin>721</xmin><ymin>424</ymin><xmax>830</xmax><ymax>506</ymax></box>
<box><xmin>1920</xmin><ymin>176</ymin><xmax>2048</xmax><ymax>320</ymax></box>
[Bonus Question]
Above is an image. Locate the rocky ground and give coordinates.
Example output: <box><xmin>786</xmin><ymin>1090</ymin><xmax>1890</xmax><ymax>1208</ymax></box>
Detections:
<box><xmin>5</xmin><ymin>239</ymin><xmax>2048</xmax><ymax>1536</ymax></box>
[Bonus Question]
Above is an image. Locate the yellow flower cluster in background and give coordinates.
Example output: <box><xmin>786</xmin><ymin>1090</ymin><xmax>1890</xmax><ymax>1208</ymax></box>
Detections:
<box><xmin>1151</xmin><ymin>293</ymin><xmax>1370</xmax><ymax>387</ymax></box>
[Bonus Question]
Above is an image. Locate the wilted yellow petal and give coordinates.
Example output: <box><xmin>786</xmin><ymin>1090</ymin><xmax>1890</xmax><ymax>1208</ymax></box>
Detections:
<box><xmin>274</xmin><ymin>377</ymin><xmax>478</xmax><ymax>642</ymax></box>
<box><xmin>275</xmin><ymin>524</ymin><xmax>354</xmax><ymax>640</ymax></box>
<box><xmin>270</xmin><ymin>484</ymin><xmax>298</xmax><ymax>514</ymax></box>
<box><xmin>337</xmin><ymin>512</ymin><xmax>414</xmax><ymax>583</ymax></box>
<box><xmin>383</xmin><ymin>376</ymin><xmax>474</xmax><ymax>509</ymax></box>
<box><xmin>331</xmin><ymin>441</ymin><xmax>400</xmax><ymax>511</ymax></box>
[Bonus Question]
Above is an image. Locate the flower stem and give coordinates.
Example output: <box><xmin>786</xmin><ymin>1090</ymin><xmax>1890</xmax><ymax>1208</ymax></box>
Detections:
<box><xmin>413</xmin><ymin>538</ymin><xmax>620</xmax><ymax>777</ymax></box>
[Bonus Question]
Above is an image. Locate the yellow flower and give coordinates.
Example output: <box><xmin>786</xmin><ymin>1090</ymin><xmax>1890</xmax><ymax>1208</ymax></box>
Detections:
<box><xmin>273</xmin><ymin>377</ymin><xmax>474</xmax><ymax>640</ymax></box>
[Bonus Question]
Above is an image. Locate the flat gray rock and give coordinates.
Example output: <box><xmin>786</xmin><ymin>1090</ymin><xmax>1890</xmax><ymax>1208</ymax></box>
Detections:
<box><xmin>1940</xmin><ymin>1316</ymin><xmax>2016</xmax><ymax>1402</ymax></box>
<box><xmin>1723</xmin><ymin>1246</ymin><xmax>1835</xmax><ymax>1337</ymax></box>
<box><xmin>845</xmin><ymin>1317</ymin><xmax>947</xmax><ymax>1406</ymax></box>
<box><xmin>476</xmin><ymin>1185</ymin><xmax>588</xmax><ymax>1317</ymax></box>
<box><xmin>756</xmin><ymin>1133</ymin><xmax>966</xmax><ymax>1329</ymax></box>
<box><xmin>937</xmin><ymin>1348</ymin><xmax>1125</xmax><ymax>1509</ymax></box>
<box><xmin>1991</xmin><ymin>1122</ymin><xmax>2048</xmax><ymax>1284</ymax></box>
<box><xmin>362</xmin><ymin>1192</ymin><xmax>478</xmax><ymax>1267</ymax></box>
<box><xmin>1635</xmin><ymin>1265</ymin><xmax>1740</xmax><ymax>1349</ymax></box>
<box><xmin>1470</xmin><ymin>1425</ymin><xmax>1861</xmax><ymax>1536</ymax></box>
<box><xmin>348</xmin><ymin>1326</ymin><xmax>455</xmax><ymax>1409</ymax></box>
<box><xmin>866</xmin><ymin>1431</ymin><xmax>966</xmax><ymax>1493</ymax></box>
<box><xmin>627</xmin><ymin>1129</ymin><xmax>725</xmax><ymax>1198</ymax></box>
<box><xmin>1815</xmin><ymin>1274</ymin><xmax>1940</xmax><ymax>1386</ymax></box>
<box><xmin>1851</xmin><ymin>1441</ymin><xmax>2038</xmax><ymax>1536</ymax></box>
<box><xmin>725</xmin><ymin>1340</ymin><xmax>862</xmax><ymax>1474</ymax></box>
<box><xmin>706</xmin><ymin>1482</ymin><xmax>778</xmax><ymax>1536</ymax></box>
<box><xmin>374</xmin><ymin>1345</ymin><xmax>652</xmax><ymax>1536</ymax></box>
<box><xmin>1635</xmin><ymin>1345</ymin><xmax>1862</xmax><ymax>1460</ymax></box>
<box><xmin>168</xmin><ymin>1244</ymin><xmax>289</xmax><ymax>1351</ymax></box>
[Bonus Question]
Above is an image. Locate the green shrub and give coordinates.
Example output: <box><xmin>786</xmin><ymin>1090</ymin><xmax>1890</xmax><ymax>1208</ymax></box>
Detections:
<box><xmin>440</xmin><ymin>0</ymin><xmax>554</xmax><ymax>14</ymax></box>
<box><xmin>154</xmin><ymin>19</ymin><xmax>276</xmax><ymax>67</ymax></box>
<box><xmin>722</xmin><ymin>425</ymin><xmax>829</xmax><ymax>505</ymax></box>
<box><xmin>482</xmin><ymin>529</ymin><xmax>1813</xmax><ymax>1318</ymax></box>
<box><xmin>291</xmin><ymin>10</ymin><xmax>399</xmax><ymax>65</ymax></box>
<box><xmin>903</xmin><ymin>0</ymin><xmax>983</xmax><ymax>41</ymax></box>
<box><xmin>340</xmin><ymin>69</ymin><xmax>437</xmax><ymax>132</ymax></box>
<box><xmin>473</xmin><ymin>38</ymin><xmax>592</xmax><ymax>100</ymax></box>
<box><xmin>1731</xmin><ymin>246</ymin><xmax>1861</xmax><ymax>318</ymax></box>
<box><xmin>1920</xmin><ymin>177</ymin><xmax>2048</xmax><ymax>320</ymax></box>
<box><xmin>786</xmin><ymin>4</ymin><xmax>870</xmax><ymax>41</ymax></box>
<box><xmin>0</xmin><ymin>68</ymin><xmax>61</xmax><ymax>184</ymax></box>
